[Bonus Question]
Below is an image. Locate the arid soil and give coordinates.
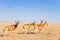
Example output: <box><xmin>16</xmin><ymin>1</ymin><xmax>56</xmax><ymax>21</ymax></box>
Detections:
<box><xmin>0</xmin><ymin>22</ymin><xmax>60</xmax><ymax>40</ymax></box>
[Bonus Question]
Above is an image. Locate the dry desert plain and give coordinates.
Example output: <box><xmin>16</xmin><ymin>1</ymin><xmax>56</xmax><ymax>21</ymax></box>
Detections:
<box><xmin>0</xmin><ymin>22</ymin><xmax>60</xmax><ymax>40</ymax></box>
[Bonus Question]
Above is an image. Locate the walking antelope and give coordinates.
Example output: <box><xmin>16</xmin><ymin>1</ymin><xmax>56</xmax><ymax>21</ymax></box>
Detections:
<box><xmin>23</xmin><ymin>22</ymin><xmax>36</xmax><ymax>33</ymax></box>
<box><xmin>3</xmin><ymin>21</ymin><xmax>20</xmax><ymax>35</ymax></box>
<box><xmin>36</xmin><ymin>20</ymin><xmax>48</xmax><ymax>33</ymax></box>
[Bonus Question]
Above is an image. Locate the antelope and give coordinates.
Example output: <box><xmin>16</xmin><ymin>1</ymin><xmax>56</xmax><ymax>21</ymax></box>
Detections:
<box><xmin>3</xmin><ymin>21</ymin><xmax>20</xmax><ymax>35</ymax></box>
<box><xmin>36</xmin><ymin>20</ymin><xmax>48</xmax><ymax>33</ymax></box>
<box><xmin>23</xmin><ymin>22</ymin><xmax>36</xmax><ymax>33</ymax></box>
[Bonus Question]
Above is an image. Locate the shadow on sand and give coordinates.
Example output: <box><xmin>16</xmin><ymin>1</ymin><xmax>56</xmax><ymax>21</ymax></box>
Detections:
<box><xmin>0</xmin><ymin>34</ymin><xmax>8</xmax><ymax>37</ymax></box>
<box><xmin>17</xmin><ymin>32</ymin><xmax>36</xmax><ymax>34</ymax></box>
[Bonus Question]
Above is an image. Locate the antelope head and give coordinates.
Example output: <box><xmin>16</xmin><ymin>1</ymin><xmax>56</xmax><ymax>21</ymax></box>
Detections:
<box><xmin>40</xmin><ymin>20</ymin><xmax>44</xmax><ymax>24</ymax></box>
<box><xmin>15</xmin><ymin>21</ymin><xmax>20</xmax><ymax>26</ymax></box>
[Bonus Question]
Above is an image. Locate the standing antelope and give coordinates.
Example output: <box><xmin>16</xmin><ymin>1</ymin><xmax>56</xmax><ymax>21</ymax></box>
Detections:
<box><xmin>36</xmin><ymin>20</ymin><xmax>48</xmax><ymax>33</ymax></box>
<box><xmin>3</xmin><ymin>21</ymin><xmax>20</xmax><ymax>35</ymax></box>
<box><xmin>23</xmin><ymin>22</ymin><xmax>35</xmax><ymax>33</ymax></box>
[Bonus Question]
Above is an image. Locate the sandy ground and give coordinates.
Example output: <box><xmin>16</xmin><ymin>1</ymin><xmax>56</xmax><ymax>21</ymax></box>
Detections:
<box><xmin>0</xmin><ymin>22</ymin><xmax>60</xmax><ymax>40</ymax></box>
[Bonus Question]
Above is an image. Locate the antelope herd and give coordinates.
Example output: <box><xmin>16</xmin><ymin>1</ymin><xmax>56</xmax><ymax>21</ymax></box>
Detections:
<box><xmin>2</xmin><ymin>20</ymin><xmax>48</xmax><ymax>35</ymax></box>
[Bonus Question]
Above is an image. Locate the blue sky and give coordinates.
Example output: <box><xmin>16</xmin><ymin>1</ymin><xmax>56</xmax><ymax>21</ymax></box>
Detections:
<box><xmin>0</xmin><ymin>0</ymin><xmax>60</xmax><ymax>22</ymax></box>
